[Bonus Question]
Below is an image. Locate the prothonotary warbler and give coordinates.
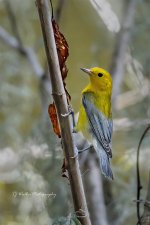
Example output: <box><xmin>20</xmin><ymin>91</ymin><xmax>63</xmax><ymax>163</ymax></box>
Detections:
<box><xmin>76</xmin><ymin>67</ymin><xmax>113</xmax><ymax>180</ymax></box>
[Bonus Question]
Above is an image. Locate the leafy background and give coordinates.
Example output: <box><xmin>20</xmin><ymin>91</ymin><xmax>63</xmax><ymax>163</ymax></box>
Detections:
<box><xmin>0</xmin><ymin>0</ymin><xmax>150</xmax><ymax>224</ymax></box>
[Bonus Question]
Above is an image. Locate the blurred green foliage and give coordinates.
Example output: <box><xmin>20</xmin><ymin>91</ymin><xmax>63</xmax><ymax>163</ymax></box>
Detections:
<box><xmin>52</xmin><ymin>216</ymin><xmax>82</xmax><ymax>225</ymax></box>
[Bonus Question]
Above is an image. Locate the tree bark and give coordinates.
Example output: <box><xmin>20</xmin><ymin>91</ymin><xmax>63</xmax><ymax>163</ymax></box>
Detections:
<box><xmin>36</xmin><ymin>0</ymin><xmax>91</xmax><ymax>224</ymax></box>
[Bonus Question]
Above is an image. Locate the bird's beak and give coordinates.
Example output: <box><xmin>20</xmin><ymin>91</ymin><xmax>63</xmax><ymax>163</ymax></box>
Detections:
<box><xmin>80</xmin><ymin>68</ymin><xmax>92</xmax><ymax>76</ymax></box>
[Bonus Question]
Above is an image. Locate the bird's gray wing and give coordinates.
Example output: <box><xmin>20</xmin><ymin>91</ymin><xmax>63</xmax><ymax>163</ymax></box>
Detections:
<box><xmin>82</xmin><ymin>94</ymin><xmax>113</xmax><ymax>158</ymax></box>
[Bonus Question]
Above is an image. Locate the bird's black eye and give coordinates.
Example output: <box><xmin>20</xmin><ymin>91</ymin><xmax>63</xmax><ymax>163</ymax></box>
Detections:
<box><xmin>98</xmin><ymin>73</ymin><xmax>103</xmax><ymax>77</ymax></box>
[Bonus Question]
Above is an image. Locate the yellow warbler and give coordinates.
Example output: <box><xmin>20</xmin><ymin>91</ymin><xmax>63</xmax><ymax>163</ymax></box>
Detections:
<box><xmin>76</xmin><ymin>67</ymin><xmax>113</xmax><ymax>179</ymax></box>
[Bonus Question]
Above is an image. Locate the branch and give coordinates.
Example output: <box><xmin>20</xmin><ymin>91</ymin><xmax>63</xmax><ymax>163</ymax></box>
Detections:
<box><xmin>1</xmin><ymin>0</ymin><xmax>51</xmax><ymax>96</ymax></box>
<box><xmin>36</xmin><ymin>0</ymin><xmax>91</xmax><ymax>224</ymax></box>
<box><xmin>141</xmin><ymin>173</ymin><xmax>150</xmax><ymax>225</ymax></box>
<box><xmin>136</xmin><ymin>125</ymin><xmax>150</xmax><ymax>224</ymax></box>
<box><xmin>2</xmin><ymin>0</ymin><xmax>49</xmax><ymax>83</ymax></box>
<box><xmin>0</xmin><ymin>26</ymin><xmax>45</xmax><ymax>78</ymax></box>
<box><xmin>0</xmin><ymin>26</ymin><xmax>21</xmax><ymax>51</ymax></box>
<box><xmin>0</xmin><ymin>26</ymin><xmax>52</xmax><ymax>96</ymax></box>
<box><xmin>141</xmin><ymin>172</ymin><xmax>150</xmax><ymax>225</ymax></box>
<box><xmin>110</xmin><ymin>0</ymin><xmax>137</xmax><ymax>103</ymax></box>
<box><xmin>55</xmin><ymin>0</ymin><xmax>66</xmax><ymax>22</ymax></box>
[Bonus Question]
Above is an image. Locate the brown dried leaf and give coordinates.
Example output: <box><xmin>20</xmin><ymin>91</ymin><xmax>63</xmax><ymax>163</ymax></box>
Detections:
<box><xmin>52</xmin><ymin>19</ymin><xmax>71</xmax><ymax>101</ymax></box>
<box><xmin>49</xmin><ymin>20</ymin><xmax>71</xmax><ymax>137</ymax></box>
<box><xmin>48</xmin><ymin>103</ymin><xmax>61</xmax><ymax>138</ymax></box>
<box><xmin>52</xmin><ymin>20</ymin><xmax>69</xmax><ymax>74</ymax></box>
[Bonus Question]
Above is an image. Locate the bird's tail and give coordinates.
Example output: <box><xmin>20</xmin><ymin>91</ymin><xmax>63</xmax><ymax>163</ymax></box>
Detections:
<box><xmin>96</xmin><ymin>146</ymin><xmax>113</xmax><ymax>180</ymax></box>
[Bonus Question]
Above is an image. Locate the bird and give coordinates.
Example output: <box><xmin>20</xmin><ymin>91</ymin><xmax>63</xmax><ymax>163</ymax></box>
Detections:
<box><xmin>76</xmin><ymin>67</ymin><xmax>113</xmax><ymax>179</ymax></box>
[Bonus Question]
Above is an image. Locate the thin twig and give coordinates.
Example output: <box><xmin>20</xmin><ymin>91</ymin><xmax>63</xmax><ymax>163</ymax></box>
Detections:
<box><xmin>136</xmin><ymin>125</ymin><xmax>150</xmax><ymax>224</ymax></box>
<box><xmin>49</xmin><ymin>0</ymin><xmax>54</xmax><ymax>19</ymax></box>
<box><xmin>0</xmin><ymin>26</ymin><xmax>51</xmax><ymax>96</ymax></box>
<box><xmin>0</xmin><ymin>26</ymin><xmax>45</xmax><ymax>79</ymax></box>
<box><xmin>0</xmin><ymin>0</ymin><xmax>52</xmax><ymax>94</ymax></box>
<box><xmin>36</xmin><ymin>0</ymin><xmax>91</xmax><ymax>224</ymax></box>
<box><xmin>0</xmin><ymin>26</ymin><xmax>24</xmax><ymax>53</ymax></box>
<box><xmin>140</xmin><ymin>172</ymin><xmax>150</xmax><ymax>225</ymax></box>
<box><xmin>55</xmin><ymin>0</ymin><xmax>65</xmax><ymax>22</ymax></box>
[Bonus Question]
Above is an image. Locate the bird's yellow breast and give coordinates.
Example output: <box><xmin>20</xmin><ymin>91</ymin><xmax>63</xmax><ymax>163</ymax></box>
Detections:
<box><xmin>82</xmin><ymin>84</ymin><xmax>112</xmax><ymax>118</ymax></box>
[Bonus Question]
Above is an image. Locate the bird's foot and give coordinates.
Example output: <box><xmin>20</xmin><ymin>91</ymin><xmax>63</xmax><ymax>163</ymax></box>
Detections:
<box><xmin>72</xmin><ymin>127</ymin><xmax>77</xmax><ymax>133</ymax></box>
<box><xmin>70</xmin><ymin>146</ymin><xmax>78</xmax><ymax>158</ymax></box>
<box><xmin>61</xmin><ymin>105</ymin><xmax>73</xmax><ymax>117</ymax></box>
<box><xmin>61</xmin><ymin>105</ymin><xmax>76</xmax><ymax>132</ymax></box>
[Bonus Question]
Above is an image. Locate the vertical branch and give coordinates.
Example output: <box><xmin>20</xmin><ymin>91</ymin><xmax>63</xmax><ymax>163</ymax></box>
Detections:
<box><xmin>141</xmin><ymin>172</ymin><xmax>150</xmax><ymax>225</ymax></box>
<box><xmin>36</xmin><ymin>0</ymin><xmax>91</xmax><ymax>224</ymax></box>
<box><xmin>110</xmin><ymin>0</ymin><xmax>136</xmax><ymax>103</ymax></box>
<box><xmin>136</xmin><ymin>125</ymin><xmax>150</xmax><ymax>224</ymax></box>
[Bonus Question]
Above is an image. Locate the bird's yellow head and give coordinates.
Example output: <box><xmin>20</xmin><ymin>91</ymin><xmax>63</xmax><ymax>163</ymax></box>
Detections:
<box><xmin>81</xmin><ymin>67</ymin><xmax>112</xmax><ymax>92</ymax></box>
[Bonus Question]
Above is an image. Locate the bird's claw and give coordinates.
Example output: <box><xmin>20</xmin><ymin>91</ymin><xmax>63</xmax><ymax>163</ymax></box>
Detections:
<box><xmin>70</xmin><ymin>146</ymin><xmax>78</xmax><ymax>158</ymax></box>
<box><xmin>72</xmin><ymin>127</ymin><xmax>77</xmax><ymax>133</ymax></box>
<box><xmin>61</xmin><ymin>105</ymin><xmax>74</xmax><ymax>117</ymax></box>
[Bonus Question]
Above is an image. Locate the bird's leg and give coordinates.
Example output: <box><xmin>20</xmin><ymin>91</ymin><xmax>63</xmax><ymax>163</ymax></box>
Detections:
<box><xmin>78</xmin><ymin>144</ymin><xmax>93</xmax><ymax>154</ymax></box>
<box><xmin>70</xmin><ymin>144</ymin><xmax>93</xmax><ymax>158</ymax></box>
<box><xmin>70</xmin><ymin>109</ymin><xmax>76</xmax><ymax>132</ymax></box>
<box><xmin>61</xmin><ymin>105</ymin><xmax>77</xmax><ymax>133</ymax></box>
